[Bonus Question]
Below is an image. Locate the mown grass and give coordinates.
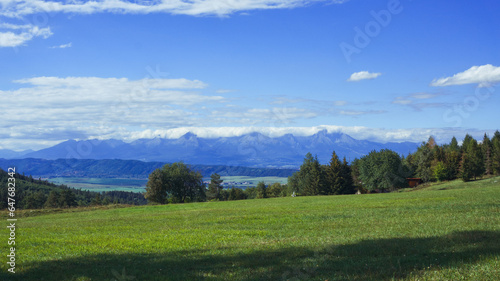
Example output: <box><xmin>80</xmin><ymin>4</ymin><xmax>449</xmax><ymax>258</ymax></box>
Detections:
<box><xmin>1</xmin><ymin>177</ymin><xmax>499</xmax><ymax>280</ymax></box>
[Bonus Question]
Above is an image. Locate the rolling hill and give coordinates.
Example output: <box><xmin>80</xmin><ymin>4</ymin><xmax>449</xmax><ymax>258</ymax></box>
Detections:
<box><xmin>1</xmin><ymin>177</ymin><xmax>498</xmax><ymax>280</ymax></box>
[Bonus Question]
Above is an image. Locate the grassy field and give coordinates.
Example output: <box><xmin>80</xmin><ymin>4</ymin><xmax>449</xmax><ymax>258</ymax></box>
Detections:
<box><xmin>1</xmin><ymin>177</ymin><xmax>499</xmax><ymax>280</ymax></box>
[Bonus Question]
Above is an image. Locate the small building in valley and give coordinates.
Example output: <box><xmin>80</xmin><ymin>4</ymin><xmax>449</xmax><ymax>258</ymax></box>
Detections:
<box><xmin>406</xmin><ymin>178</ymin><xmax>423</xmax><ymax>188</ymax></box>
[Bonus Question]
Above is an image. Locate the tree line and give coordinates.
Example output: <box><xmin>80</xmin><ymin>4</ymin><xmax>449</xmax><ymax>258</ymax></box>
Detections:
<box><xmin>144</xmin><ymin>150</ymin><xmax>356</xmax><ymax>204</ymax></box>
<box><xmin>353</xmin><ymin>131</ymin><xmax>500</xmax><ymax>192</ymax></box>
<box><xmin>144</xmin><ymin>131</ymin><xmax>500</xmax><ymax>204</ymax></box>
<box><xmin>144</xmin><ymin>162</ymin><xmax>292</xmax><ymax>204</ymax></box>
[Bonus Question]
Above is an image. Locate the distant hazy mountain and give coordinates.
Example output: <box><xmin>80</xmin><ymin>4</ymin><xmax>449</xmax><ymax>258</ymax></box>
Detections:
<box><xmin>0</xmin><ymin>149</ymin><xmax>33</xmax><ymax>159</ymax></box>
<box><xmin>17</xmin><ymin>130</ymin><xmax>419</xmax><ymax>168</ymax></box>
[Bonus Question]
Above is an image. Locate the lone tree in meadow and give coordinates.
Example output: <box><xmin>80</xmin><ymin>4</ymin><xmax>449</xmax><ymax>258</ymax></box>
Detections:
<box><xmin>145</xmin><ymin>162</ymin><xmax>206</xmax><ymax>204</ymax></box>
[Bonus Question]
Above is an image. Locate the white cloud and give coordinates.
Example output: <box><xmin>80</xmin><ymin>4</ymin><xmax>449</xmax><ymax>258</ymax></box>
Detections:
<box><xmin>0</xmin><ymin>76</ymin><xmax>224</xmax><ymax>149</ymax></box>
<box><xmin>0</xmin><ymin>0</ymin><xmax>350</xmax><ymax>46</ymax></box>
<box><xmin>50</xmin><ymin>42</ymin><xmax>72</xmax><ymax>48</ymax></box>
<box><xmin>430</xmin><ymin>64</ymin><xmax>500</xmax><ymax>87</ymax></box>
<box><xmin>392</xmin><ymin>92</ymin><xmax>445</xmax><ymax>109</ymax></box>
<box><xmin>215</xmin><ymin>89</ymin><xmax>236</xmax><ymax>94</ymax></box>
<box><xmin>0</xmin><ymin>23</ymin><xmax>52</xmax><ymax>47</ymax></box>
<box><xmin>209</xmin><ymin>107</ymin><xmax>317</xmax><ymax>125</ymax></box>
<box><xmin>0</xmin><ymin>0</ymin><xmax>350</xmax><ymax>18</ymax></box>
<box><xmin>0</xmin><ymin>123</ymin><xmax>495</xmax><ymax>151</ymax></box>
<box><xmin>339</xmin><ymin>110</ymin><xmax>385</xmax><ymax>116</ymax></box>
<box><xmin>14</xmin><ymin>76</ymin><xmax>208</xmax><ymax>89</ymax></box>
<box><xmin>270</xmin><ymin>96</ymin><xmax>347</xmax><ymax>107</ymax></box>
<box><xmin>347</xmin><ymin>71</ymin><xmax>382</xmax><ymax>82</ymax></box>
<box><xmin>0</xmin><ymin>23</ymin><xmax>33</xmax><ymax>29</ymax></box>
<box><xmin>410</xmin><ymin>92</ymin><xmax>441</xmax><ymax>99</ymax></box>
<box><xmin>392</xmin><ymin>97</ymin><xmax>412</xmax><ymax>105</ymax></box>
<box><xmin>2</xmin><ymin>75</ymin><xmax>385</xmax><ymax>151</ymax></box>
<box><xmin>118</xmin><ymin>126</ymin><xmax>496</xmax><ymax>145</ymax></box>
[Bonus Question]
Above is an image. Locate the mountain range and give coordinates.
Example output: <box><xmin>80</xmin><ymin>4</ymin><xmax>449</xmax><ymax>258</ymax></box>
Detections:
<box><xmin>0</xmin><ymin>130</ymin><xmax>419</xmax><ymax>168</ymax></box>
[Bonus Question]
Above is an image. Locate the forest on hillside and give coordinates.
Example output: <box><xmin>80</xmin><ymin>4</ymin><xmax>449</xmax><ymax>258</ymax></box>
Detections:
<box><xmin>290</xmin><ymin>131</ymin><xmax>500</xmax><ymax>195</ymax></box>
<box><xmin>0</xmin><ymin>169</ymin><xmax>147</xmax><ymax>209</ymax></box>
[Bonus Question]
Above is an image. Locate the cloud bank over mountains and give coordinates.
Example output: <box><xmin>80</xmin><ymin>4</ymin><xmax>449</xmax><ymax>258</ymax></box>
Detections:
<box><xmin>0</xmin><ymin>70</ymin><xmax>497</xmax><ymax>151</ymax></box>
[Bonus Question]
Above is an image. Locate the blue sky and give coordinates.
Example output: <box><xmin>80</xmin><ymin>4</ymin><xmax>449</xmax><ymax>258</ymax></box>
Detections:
<box><xmin>1</xmin><ymin>0</ymin><xmax>499</xmax><ymax>150</ymax></box>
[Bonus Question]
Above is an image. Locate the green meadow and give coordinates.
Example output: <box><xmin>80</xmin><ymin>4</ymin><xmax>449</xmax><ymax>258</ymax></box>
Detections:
<box><xmin>1</xmin><ymin>177</ymin><xmax>499</xmax><ymax>280</ymax></box>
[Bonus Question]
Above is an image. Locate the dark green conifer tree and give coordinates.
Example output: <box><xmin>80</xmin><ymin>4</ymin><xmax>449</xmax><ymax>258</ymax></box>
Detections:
<box><xmin>256</xmin><ymin>181</ymin><xmax>267</xmax><ymax>198</ymax></box>
<box><xmin>491</xmin><ymin>130</ymin><xmax>500</xmax><ymax>175</ymax></box>
<box><xmin>325</xmin><ymin>151</ymin><xmax>343</xmax><ymax>195</ymax></box>
<box><xmin>207</xmin><ymin>173</ymin><xmax>224</xmax><ymax>201</ymax></box>
<box><xmin>45</xmin><ymin>190</ymin><xmax>61</xmax><ymax>208</ymax></box>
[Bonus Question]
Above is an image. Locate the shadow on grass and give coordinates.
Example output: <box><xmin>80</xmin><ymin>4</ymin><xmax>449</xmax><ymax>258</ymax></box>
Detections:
<box><xmin>3</xmin><ymin>230</ymin><xmax>499</xmax><ymax>281</ymax></box>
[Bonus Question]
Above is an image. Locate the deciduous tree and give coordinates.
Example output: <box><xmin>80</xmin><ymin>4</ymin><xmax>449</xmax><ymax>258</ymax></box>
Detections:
<box><xmin>144</xmin><ymin>162</ymin><xmax>206</xmax><ymax>204</ymax></box>
<box><xmin>144</xmin><ymin>169</ymin><xmax>167</xmax><ymax>204</ymax></box>
<box><xmin>357</xmin><ymin>149</ymin><xmax>409</xmax><ymax>191</ymax></box>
